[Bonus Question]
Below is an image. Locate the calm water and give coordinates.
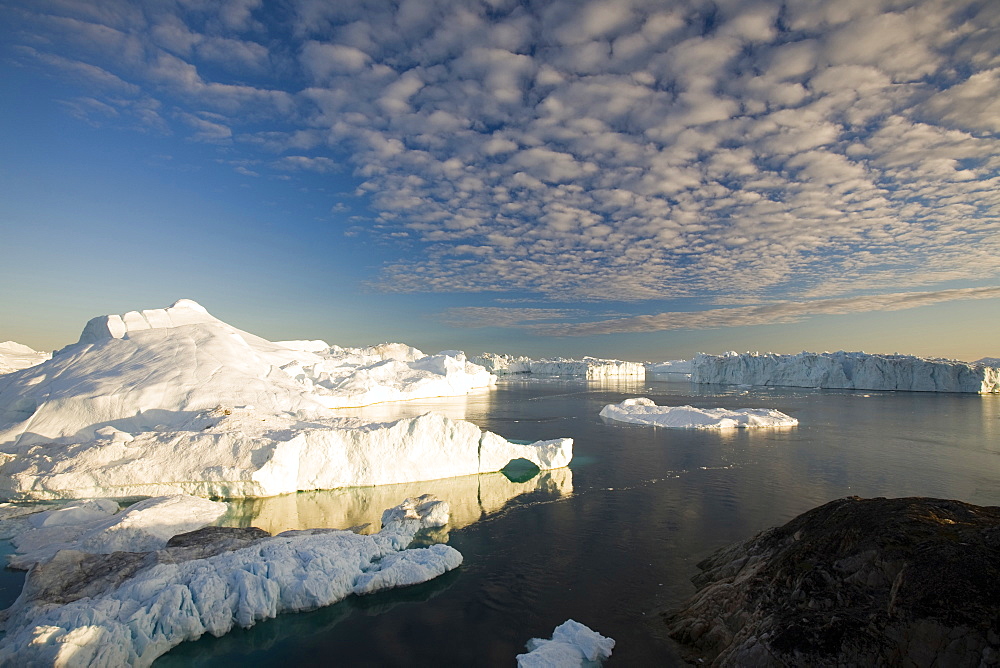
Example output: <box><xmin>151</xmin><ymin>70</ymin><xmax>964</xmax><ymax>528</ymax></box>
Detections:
<box><xmin>10</xmin><ymin>378</ymin><xmax>1000</xmax><ymax>665</ymax></box>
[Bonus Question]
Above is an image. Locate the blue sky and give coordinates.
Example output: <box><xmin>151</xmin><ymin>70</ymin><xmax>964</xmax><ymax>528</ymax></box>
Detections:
<box><xmin>2</xmin><ymin>0</ymin><xmax>998</xmax><ymax>362</ymax></box>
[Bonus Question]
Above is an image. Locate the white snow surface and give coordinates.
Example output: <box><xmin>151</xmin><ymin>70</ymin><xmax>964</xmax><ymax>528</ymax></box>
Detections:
<box><xmin>7</xmin><ymin>495</ymin><xmax>228</xmax><ymax>569</ymax></box>
<box><xmin>600</xmin><ymin>398</ymin><xmax>798</xmax><ymax>429</ymax></box>
<box><xmin>471</xmin><ymin>353</ymin><xmax>644</xmax><ymax>379</ymax></box>
<box><xmin>516</xmin><ymin>619</ymin><xmax>615</xmax><ymax>667</ymax></box>
<box><xmin>0</xmin><ymin>495</ymin><xmax>461</xmax><ymax>667</ymax></box>
<box><xmin>0</xmin><ymin>300</ymin><xmax>570</xmax><ymax>499</ymax></box>
<box><xmin>0</xmin><ymin>341</ymin><xmax>51</xmax><ymax>375</ymax></box>
<box><xmin>691</xmin><ymin>351</ymin><xmax>1000</xmax><ymax>393</ymax></box>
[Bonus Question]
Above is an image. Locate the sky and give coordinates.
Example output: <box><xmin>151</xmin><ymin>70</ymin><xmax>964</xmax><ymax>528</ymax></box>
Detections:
<box><xmin>1</xmin><ymin>0</ymin><xmax>998</xmax><ymax>362</ymax></box>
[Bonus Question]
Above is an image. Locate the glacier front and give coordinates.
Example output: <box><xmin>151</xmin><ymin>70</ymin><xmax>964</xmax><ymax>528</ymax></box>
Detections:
<box><xmin>0</xmin><ymin>300</ymin><xmax>571</xmax><ymax>500</ymax></box>
<box><xmin>691</xmin><ymin>351</ymin><xmax>1000</xmax><ymax>394</ymax></box>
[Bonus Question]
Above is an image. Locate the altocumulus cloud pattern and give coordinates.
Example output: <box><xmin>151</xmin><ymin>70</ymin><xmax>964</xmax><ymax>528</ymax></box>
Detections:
<box><xmin>7</xmin><ymin>0</ymin><xmax>1000</xmax><ymax>334</ymax></box>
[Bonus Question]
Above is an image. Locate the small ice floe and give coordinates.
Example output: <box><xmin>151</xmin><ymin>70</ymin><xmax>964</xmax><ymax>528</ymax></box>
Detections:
<box><xmin>599</xmin><ymin>398</ymin><xmax>798</xmax><ymax>429</ymax></box>
<box><xmin>516</xmin><ymin>619</ymin><xmax>615</xmax><ymax>667</ymax></box>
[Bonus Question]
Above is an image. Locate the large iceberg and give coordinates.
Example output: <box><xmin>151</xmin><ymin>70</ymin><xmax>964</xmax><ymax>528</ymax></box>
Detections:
<box><xmin>692</xmin><ymin>351</ymin><xmax>1000</xmax><ymax>394</ymax></box>
<box><xmin>600</xmin><ymin>398</ymin><xmax>798</xmax><ymax>429</ymax></box>
<box><xmin>0</xmin><ymin>300</ymin><xmax>572</xmax><ymax>499</ymax></box>
<box><xmin>471</xmin><ymin>353</ymin><xmax>645</xmax><ymax>379</ymax></box>
<box><xmin>0</xmin><ymin>341</ymin><xmax>50</xmax><ymax>375</ymax></box>
<box><xmin>0</xmin><ymin>495</ymin><xmax>461</xmax><ymax>666</ymax></box>
<box><xmin>516</xmin><ymin>619</ymin><xmax>615</xmax><ymax>667</ymax></box>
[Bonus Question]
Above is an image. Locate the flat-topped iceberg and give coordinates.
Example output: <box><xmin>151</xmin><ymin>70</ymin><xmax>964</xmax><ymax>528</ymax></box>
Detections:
<box><xmin>0</xmin><ymin>300</ymin><xmax>571</xmax><ymax>500</ymax></box>
<box><xmin>600</xmin><ymin>398</ymin><xmax>798</xmax><ymax>429</ymax></box>
<box><xmin>692</xmin><ymin>351</ymin><xmax>1000</xmax><ymax>394</ymax></box>
<box><xmin>516</xmin><ymin>619</ymin><xmax>615</xmax><ymax>667</ymax></box>
<box><xmin>0</xmin><ymin>341</ymin><xmax>50</xmax><ymax>375</ymax></box>
<box><xmin>0</xmin><ymin>495</ymin><xmax>461</xmax><ymax>667</ymax></box>
<box><xmin>471</xmin><ymin>353</ymin><xmax>644</xmax><ymax>379</ymax></box>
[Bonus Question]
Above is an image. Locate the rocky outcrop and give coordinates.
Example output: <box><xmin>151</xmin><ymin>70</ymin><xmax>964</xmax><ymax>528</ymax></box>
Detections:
<box><xmin>665</xmin><ymin>497</ymin><xmax>1000</xmax><ymax>666</ymax></box>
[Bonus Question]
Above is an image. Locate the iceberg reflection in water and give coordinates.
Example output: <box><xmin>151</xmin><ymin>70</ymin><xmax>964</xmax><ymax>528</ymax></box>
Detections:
<box><xmin>220</xmin><ymin>467</ymin><xmax>574</xmax><ymax>536</ymax></box>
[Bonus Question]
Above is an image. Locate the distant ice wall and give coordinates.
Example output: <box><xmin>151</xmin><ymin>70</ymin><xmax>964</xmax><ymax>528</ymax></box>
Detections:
<box><xmin>691</xmin><ymin>351</ymin><xmax>1000</xmax><ymax>394</ymax></box>
<box><xmin>472</xmin><ymin>354</ymin><xmax>645</xmax><ymax>379</ymax></box>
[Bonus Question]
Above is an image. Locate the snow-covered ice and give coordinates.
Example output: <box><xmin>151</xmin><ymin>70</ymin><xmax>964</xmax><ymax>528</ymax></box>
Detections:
<box><xmin>600</xmin><ymin>398</ymin><xmax>798</xmax><ymax>429</ymax></box>
<box><xmin>5</xmin><ymin>495</ymin><xmax>227</xmax><ymax>569</ymax></box>
<box><xmin>0</xmin><ymin>300</ymin><xmax>571</xmax><ymax>500</ymax></box>
<box><xmin>0</xmin><ymin>406</ymin><xmax>572</xmax><ymax>500</ymax></box>
<box><xmin>516</xmin><ymin>619</ymin><xmax>615</xmax><ymax>667</ymax></box>
<box><xmin>471</xmin><ymin>353</ymin><xmax>644</xmax><ymax>379</ymax></box>
<box><xmin>0</xmin><ymin>495</ymin><xmax>461</xmax><ymax>666</ymax></box>
<box><xmin>0</xmin><ymin>341</ymin><xmax>50</xmax><ymax>375</ymax></box>
<box><xmin>691</xmin><ymin>351</ymin><xmax>1000</xmax><ymax>393</ymax></box>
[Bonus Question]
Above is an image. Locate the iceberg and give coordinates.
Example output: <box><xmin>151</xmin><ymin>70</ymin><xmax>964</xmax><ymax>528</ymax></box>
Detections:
<box><xmin>516</xmin><ymin>619</ymin><xmax>615</xmax><ymax>667</ymax></box>
<box><xmin>691</xmin><ymin>351</ymin><xmax>1000</xmax><ymax>393</ymax></box>
<box><xmin>471</xmin><ymin>353</ymin><xmax>645</xmax><ymax>379</ymax></box>
<box><xmin>5</xmin><ymin>495</ymin><xmax>228</xmax><ymax>569</ymax></box>
<box><xmin>0</xmin><ymin>300</ymin><xmax>572</xmax><ymax>500</ymax></box>
<box><xmin>0</xmin><ymin>495</ymin><xmax>461</xmax><ymax>667</ymax></box>
<box><xmin>644</xmin><ymin>359</ymin><xmax>693</xmax><ymax>376</ymax></box>
<box><xmin>470</xmin><ymin>352</ymin><xmax>533</xmax><ymax>375</ymax></box>
<box><xmin>600</xmin><ymin>398</ymin><xmax>798</xmax><ymax>429</ymax></box>
<box><xmin>0</xmin><ymin>341</ymin><xmax>50</xmax><ymax>375</ymax></box>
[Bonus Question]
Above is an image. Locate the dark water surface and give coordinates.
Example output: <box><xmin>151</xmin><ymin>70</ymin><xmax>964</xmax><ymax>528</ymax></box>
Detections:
<box><xmin>143</xmin><ymin>378</ymin><xmax>999</xmax><ymax>665</ymax></box>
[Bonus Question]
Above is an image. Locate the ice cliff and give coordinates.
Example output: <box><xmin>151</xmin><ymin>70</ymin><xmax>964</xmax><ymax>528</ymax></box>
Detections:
<box><xmin>600</xmin><ymin>398</ymin><xmax>798</xmax><ymax>429</ymax></box>
<box><xmin>691</xmin><ymin>351</ymin><xmax>1000</xmax><ymax>393</ymax></box>
<box><xmin>0</xmin><ymin>300</ymin><xmax>572</xmax><ymax>499</ymax></box>
<box><xmin>471</xmin><ymin>353</ymin><xmax>645</xmax><ymax>379</ymax></box>
<box><xmin>0</xmin><ymin>495</ymin><xmax>461</xmax><ymax>666</ymax></box>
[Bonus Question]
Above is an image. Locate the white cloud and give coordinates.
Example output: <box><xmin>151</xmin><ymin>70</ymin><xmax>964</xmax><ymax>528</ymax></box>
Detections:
<box><xmin>12</xmin><ymin>0</ymin><xmax>1000</xmax><ymax>318</ymax></box>
<box><xmin>528</xmin><ymin>287</ymin><xmax>1000</xmax><ymax>336</ymax></box>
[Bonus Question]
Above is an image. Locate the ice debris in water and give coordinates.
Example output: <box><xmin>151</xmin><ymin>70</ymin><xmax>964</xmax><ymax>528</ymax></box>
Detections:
<box><xmin>600</xmin><ymin>398</ymin><xmax>798</xmax><ymax>429</ymax></box>
<box><xmin>516</xmin><ymin>619</ymin><xmax>615</xmax><ymax>667</ymax></box>
<box><xmin>0</xmin><ymin>495</ymin><xmax>460</xmax><ymax>666</ymax></box>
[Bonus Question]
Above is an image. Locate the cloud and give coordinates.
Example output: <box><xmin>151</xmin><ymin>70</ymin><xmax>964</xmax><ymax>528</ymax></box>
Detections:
<box><xmin>528</xmin><ymin>287</ymin><xmax>1000</xmax><ymax>336</ymax></box>
<box><xmin>439</xmin><ymin>307</ymin><xmax>587</xmax><ymax>328</ymax></box>
<box><xmin>11</xmin><ymin>0</ymin><xmax>1000</xmax><ymax>316</ymax></box>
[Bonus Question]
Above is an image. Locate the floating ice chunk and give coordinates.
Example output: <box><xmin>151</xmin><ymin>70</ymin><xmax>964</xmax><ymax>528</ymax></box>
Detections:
<box><xmin>9</xmin><ymin>495</ymin><xmax>228</xmax><ymax>569</ymax></box>
<box><xmin>600</xmin><ymin>398</ymin><xmax>798</xmax><ymax>429</ymax></box>
<box><xmin>0</xmin><ymin>496</ymin><xmax>461</xmax><ymax>666</ymax></box>
<box><xmin>692</xmin><ymin>351</ymin><xmax>1000</xmax><ymax>393</ymax></box>
<box><xmin>517</xmin><ymin>619</ymin><xmax>615</xmax><ymax>667</ymax></box>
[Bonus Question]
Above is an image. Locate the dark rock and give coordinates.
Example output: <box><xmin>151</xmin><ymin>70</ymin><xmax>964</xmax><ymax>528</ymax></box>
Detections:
<box><xmin>664</xmin><ymin>496</ymin><xmax>1000</xmax><ymax>667</ymax></box>
<box><xmin>0</xmin><ymin>526</ymin><xmax>273</xmax><ymax>624</ymax></box>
